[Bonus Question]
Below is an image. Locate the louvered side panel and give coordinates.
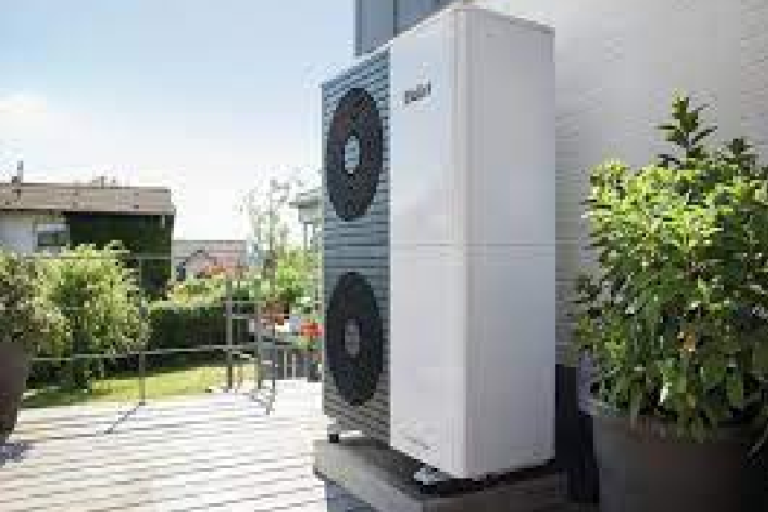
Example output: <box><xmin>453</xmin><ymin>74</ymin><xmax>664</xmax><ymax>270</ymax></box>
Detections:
<box><xmin>322</xmin><ymin>51</ymin><xmax>391</xmax><ymax>444</ymax></box>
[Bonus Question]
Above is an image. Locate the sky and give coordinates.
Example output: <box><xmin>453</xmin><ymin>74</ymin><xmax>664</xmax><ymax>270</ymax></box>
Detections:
<box><xmin>0</xmin><ymin>1</ymin><xmax>353</xmax><ymax>239</ymax></box>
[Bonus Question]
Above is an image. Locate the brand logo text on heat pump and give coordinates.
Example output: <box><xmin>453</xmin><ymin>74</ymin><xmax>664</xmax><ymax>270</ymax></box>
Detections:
<box><xmin>403</xmin><ymin>82</ymin><xmax>432</xmax><ymax>106</ymax></box>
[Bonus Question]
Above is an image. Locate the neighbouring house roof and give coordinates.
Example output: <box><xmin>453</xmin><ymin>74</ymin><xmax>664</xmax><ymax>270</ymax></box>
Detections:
<box><xmin>172</xmin><ymin>239</ymin><xmax>248</xmax><ymax>275</ymax></box>
<box><xmin>0</xmin><ymin>182</ymin><xmax>175</xmax><ymax>216</ymax></box>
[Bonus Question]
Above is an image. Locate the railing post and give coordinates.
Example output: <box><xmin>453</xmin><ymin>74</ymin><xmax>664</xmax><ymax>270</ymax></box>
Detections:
<box><xmin>255</xmin><ymin>301</ymin><xmax>263</xmax><ymax>390</ymax></box>
<box><xmin>225</xmin><ymin>277</ymin><xmax>234</xmax><ymax>391</ymax></box>
<box><xmin>138</xmin><ymin>351</ymin><xmax>147</xmax><ymax>405</ymax></box>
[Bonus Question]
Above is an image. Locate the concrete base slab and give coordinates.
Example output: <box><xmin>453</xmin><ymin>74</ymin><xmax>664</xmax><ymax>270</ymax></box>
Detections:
<box><xmin>314</xmin><ymin>438</ymin><xmax>568</xmax><ymax>512</ymax></box>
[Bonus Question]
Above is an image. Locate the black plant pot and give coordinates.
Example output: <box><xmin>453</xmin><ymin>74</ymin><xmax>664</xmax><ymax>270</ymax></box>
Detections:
<box><xmin>0</xmin><ymin>343</ymin><xmax>30</xmax><ymax>444</ymax></box>
<box><xmin>587</xmin><ymin>399</ymin><xmax>768</xmax><ymax>512</ymax></box>
<box><xmin>556</xmin><ymin>363</ymin><xmax>599</xmax><ymax>503</ymax></box>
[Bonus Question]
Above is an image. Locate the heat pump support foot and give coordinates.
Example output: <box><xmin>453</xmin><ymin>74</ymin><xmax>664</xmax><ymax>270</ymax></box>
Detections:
<box><xmin>414</xmin><ymin>466</ymin><xmax>452</xmax><ymax>487</ymax></box>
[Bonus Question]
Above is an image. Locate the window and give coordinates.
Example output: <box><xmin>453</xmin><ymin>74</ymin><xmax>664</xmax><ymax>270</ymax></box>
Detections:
<box><xmin>36</xmin><ymin>222</ymin><xmax>69</xmax><ymax>252</ymax></box>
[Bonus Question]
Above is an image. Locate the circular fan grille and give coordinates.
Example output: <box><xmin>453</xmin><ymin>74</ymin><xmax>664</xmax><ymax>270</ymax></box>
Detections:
<box><xmin>325</xmin><ymin>272</ymin><xmax>384</xmax><ymax>406</ymax></box>
<box><xmin>325</xmin><ymin>88</ymin><xmax>384</xmax><ymax>221</ymax></box>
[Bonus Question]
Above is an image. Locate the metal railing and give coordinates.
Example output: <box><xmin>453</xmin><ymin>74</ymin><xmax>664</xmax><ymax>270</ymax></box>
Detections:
<box><xmin>31</xmin><ymin>344</ymin><xmax>260</xmax><ymax>405</ymax></box>
<box><xmin>20</xmin><ymin>250</ymin><xmax>320</xmax><ymax>412</ymax></box>
<box><xmin>28</xmin><ymin>336</ymin><xmax>317</xmax><ymax>413</ymax></box>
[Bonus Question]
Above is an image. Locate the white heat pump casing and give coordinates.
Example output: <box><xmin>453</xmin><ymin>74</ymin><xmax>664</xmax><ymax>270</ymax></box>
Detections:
<box><xmin>389</xmin><ymin>7</ymin><xmax>555</xmax><ymax>479</ymax></box>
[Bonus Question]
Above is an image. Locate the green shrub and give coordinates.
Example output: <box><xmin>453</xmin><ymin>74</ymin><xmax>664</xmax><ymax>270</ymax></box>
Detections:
<box><xmin>167</xmin><ymin>274</ymin><xmax>229</xmax><ymax>304</ymax></box>
<box><xmin>0</xmin><ymin>251</ymin><xmax>66</xmax><ymax>354</ymax></box>
<box><xmin>261</xmin><ymin>248</ymin><xmax>317</xmax><ymax>311</ymax></box>
<box><xmin>575</xmin><ymin>95</ymin><xmax>768</xmax><ymax>441</ymax></box>
<box><xmin>38</xmin><ymin>244</ymin><xmax>149</xmax><ymax>388</ymax></box>
<box><xmin>149</xmin><ymin>301</ymin><xmax>225</xmax><ymax>349</ymax></box>
<box><xmin>66</xmin><ymin>214</ymin><xmax>173</xmax><ymax>297</ymax></box>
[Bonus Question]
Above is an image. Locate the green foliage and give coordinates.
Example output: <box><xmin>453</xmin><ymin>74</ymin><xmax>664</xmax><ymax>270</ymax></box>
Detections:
<box><xmin>38</xmin><ymin>244</ymin><xmax>149</xmax><ymax>388</ymax></box>
<box><xmin>0</xmin><ymin>251</ymin><xmax>66</xmax><ymax>354</ymax></box>
<box><xmin>261</xmin><ymin>248</ymin><xmax>317</xmax><ymax>310</ymax></box>
<box><xmin>167</xmin><ymin>248</ymin><xmax>315</xmax><ymax>313</ymax></box>
<box><xmin>66</xmin><ymin>213</ymin><xmax>174</xmax><ymax>297</ymax></box>
<box><xmin>148</xmin><ymin>301</ymin><xmax>225</xmax><ymax>361</ymax></box>
<box><xmin>167</xmin><ymin>273</ymin><xmax>257</xmax><ymax>306</ymax></box>
<box><xmin>25</xmin><ymin>363</ymin><xmax>258</xmax><ymax>408</ymax></box>
<box><xmin>575</xmin><ymin>95</ymin><xmax>768</xmax><ymax>441</ymax></box>
<box><xmin>166</xmin><ymin>274</ymin><xmax>230</xmax><ymax>305</ymax></box>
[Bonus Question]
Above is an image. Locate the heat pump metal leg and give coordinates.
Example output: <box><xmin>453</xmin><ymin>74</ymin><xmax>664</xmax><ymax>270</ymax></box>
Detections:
<box><xmin>328</xmin><ymin>422</ymin><xmax>342</xmax><ymax>444</ymax></box>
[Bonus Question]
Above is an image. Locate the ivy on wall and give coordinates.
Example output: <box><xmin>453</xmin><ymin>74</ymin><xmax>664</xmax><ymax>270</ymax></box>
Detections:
<box><xmin>65</xmin><ymin>213</ymin><xmax>174</xmax><ymax>297</ymax></box>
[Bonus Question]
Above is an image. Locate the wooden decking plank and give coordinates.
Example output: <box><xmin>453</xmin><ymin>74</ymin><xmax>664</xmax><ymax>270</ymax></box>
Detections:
<box><xmin>1</xmin><ymin>423</ymin><xmax>322</xmax><ymax>478</ymax></box>
<box><xmin>148</xmin><ymin>477</ymin><xmax>347</xmax><ymax>512</ymax></box>
<box><xmin>0</xmin><ymin>448</ymin><xmax>313</xmax><ymax>501</ymax></box>
<box><xmin>9</xmin><ymin>412</ymin><xmax>323</xmax><ymax>455</ymax></box>
<box><xmin>10</xmin><ymin>412</ymin><xmax>323</xmax><ymax>453</ymax></box>
<box><xmin>13</xmin><ymin>408</ymin><xmax>303</xmax><ymax>443</ymax></box>
<box><xmin>2</xmin><ymin>458</ymin><xmax>316</xmax><ymax>511</ymax></box>
<box><xmin>16</xmin><ymin>384</ymin><xmax>320</xmax><ymax>429</ymax></box>
<box><xmin>9</xmin><ymin>412</ymin><xmax>322</xmax><ymax>456</ymax></box>
<box><xmin>69</xmin><ymin>471</ymin><xmax>323</xmax><ymax>512</ymax></box>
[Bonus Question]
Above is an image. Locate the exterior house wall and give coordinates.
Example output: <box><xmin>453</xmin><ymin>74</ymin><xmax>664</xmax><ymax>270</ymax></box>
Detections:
<box><xmin>0</xmin><ymin>212</ymin><xmax>65</xmax><ymax>254</ymax></box>
<box><xmin>355</xmin><ymin>0</ymin><xmax>453</xmax><ymax>55</ymax></box>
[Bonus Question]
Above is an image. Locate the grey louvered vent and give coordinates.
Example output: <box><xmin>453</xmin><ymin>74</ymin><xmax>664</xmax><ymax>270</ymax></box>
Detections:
<box><xmin>322</xmin><ymin>50</ymin><xmax>390</xmax><ymax>443</ymax></box>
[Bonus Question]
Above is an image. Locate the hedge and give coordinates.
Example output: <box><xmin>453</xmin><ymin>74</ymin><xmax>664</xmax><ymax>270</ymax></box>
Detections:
<box><xmin>148</xmin><ymin>301</ymin><xmax>226</xmax><ymax>364</ymax></box>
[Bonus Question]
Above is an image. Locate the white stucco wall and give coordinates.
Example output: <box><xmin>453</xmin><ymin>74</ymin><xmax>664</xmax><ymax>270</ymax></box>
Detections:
<box><xmin>471</xmin><ymin>0</ymin><xmax>768</xmax><ymax>356</ymax></box>
<box><xmin>0</xmin><ymin>214</ymin><xmax>39</xmax><ymax>254</ymax></box>
<box><xmin>0</xmin><ymin>213</ymin><xmax>64</xmax><ymax>254</ymax></box>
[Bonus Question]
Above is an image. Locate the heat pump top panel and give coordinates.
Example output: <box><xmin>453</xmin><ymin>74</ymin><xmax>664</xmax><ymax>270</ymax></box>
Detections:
<box><xmin>389</xmin><ymin>6</ymin><xmax>555</xmax><ymax>250</ymax></box>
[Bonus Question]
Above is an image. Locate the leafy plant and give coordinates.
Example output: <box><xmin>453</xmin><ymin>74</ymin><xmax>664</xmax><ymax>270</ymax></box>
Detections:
<box><xmin>0</xmin><ymin>251</ymin><xmax>66</xmax><ymax>353</ymax></box>
<box><xmin>39</xmin><ymin>244</ymin><xmax>149</xmax><ymax>388</ymax></box>
<box><xmin>166</xmin><ymin>274</ymin><xmax>230</xmax><ymax>305</ymax></box>
<box><xmin>575</xmin><ymin>95</ymin><xmax>768</xmax><ymax>440</ymax></box>
<box><xmin>66</xmin><ymin>213</ymin><xmax>174</xmax><ymax>297</ymax></box>
<box><xmin>148</xmin><ymin>301</ymin><xmax>226</xmax><ymax>364</ymax></box>
<box><xmin>261</xmin><ymin>248</ymin><xmax>317</xmax><ymax>311</ymax></box>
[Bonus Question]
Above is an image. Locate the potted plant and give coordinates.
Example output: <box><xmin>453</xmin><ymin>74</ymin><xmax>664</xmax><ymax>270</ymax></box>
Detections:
<box><xmin>574</xmin><ymin>96</ymin><xmax>768</xmax><ymax>511</ymax></box>
<box><xmin>299</xmin><ymin>318</ymin><xmax>323</xmax><ymax>382</ymax></box>
<box><xmin>0</xmin><ymin>252</ymin><xmax>63</xmax><ymax>443</ymax></box>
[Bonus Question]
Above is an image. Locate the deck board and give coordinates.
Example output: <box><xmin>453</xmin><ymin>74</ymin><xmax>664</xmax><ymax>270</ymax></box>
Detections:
<box><xmin>1</xmin><ymin>382</ymin><xmax>374</xmax><ymax>512</ymax></box>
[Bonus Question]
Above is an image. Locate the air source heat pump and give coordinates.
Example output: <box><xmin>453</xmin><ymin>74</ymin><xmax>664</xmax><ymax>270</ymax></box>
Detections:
<box><xmin>322</xmin><ymin>5</ymin><xmax>555</xmax><ymax>480</ymax></box>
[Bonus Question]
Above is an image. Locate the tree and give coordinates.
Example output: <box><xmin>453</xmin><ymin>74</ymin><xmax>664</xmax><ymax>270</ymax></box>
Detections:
<box><xmin>242</xmin><ymin>175</ymin><xmax>303</xmax><ymax>265</ymax></box>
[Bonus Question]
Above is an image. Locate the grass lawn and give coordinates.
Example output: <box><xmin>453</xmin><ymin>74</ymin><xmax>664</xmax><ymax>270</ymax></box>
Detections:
<box><xmin>23</xmin><ymin>362</ymin><xmax>259</xmax><ymax>409</ymax></box>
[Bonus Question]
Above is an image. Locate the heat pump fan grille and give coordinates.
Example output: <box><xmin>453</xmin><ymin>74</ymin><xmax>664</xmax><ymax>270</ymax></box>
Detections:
<box><xmin>325</xmin><ymin>87</ymin><xmax>384</xmax><ymax>222</ymax></box>
<box><xmin>326</xmin><ymin>271</ymin><xmax>384</xmax><ymax>406</ymax></box>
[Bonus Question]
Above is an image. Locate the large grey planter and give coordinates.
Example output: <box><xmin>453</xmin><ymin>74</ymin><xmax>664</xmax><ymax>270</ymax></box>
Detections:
<box><xmin>0</xmin><ymin>343</ymin><xmax>30</xmax><ymax>444</ymax></box>
<box><xmin>587</xmin><ymin>399</ymin><xmax>767</xmax><ymax>512</ymax></box>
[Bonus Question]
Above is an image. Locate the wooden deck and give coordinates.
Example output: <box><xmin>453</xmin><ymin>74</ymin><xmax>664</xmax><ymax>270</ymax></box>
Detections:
<box><xmin>0</xmin><ymin>381</ymin><xmax>374</xmax><ymax>512</ymax></box>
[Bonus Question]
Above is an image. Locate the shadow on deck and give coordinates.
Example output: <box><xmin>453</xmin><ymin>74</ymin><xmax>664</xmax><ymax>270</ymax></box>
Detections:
<box><xmin>1</xmin><ymin>381</ymin><xmax>373</xmax><ymax>512</ymax></box>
